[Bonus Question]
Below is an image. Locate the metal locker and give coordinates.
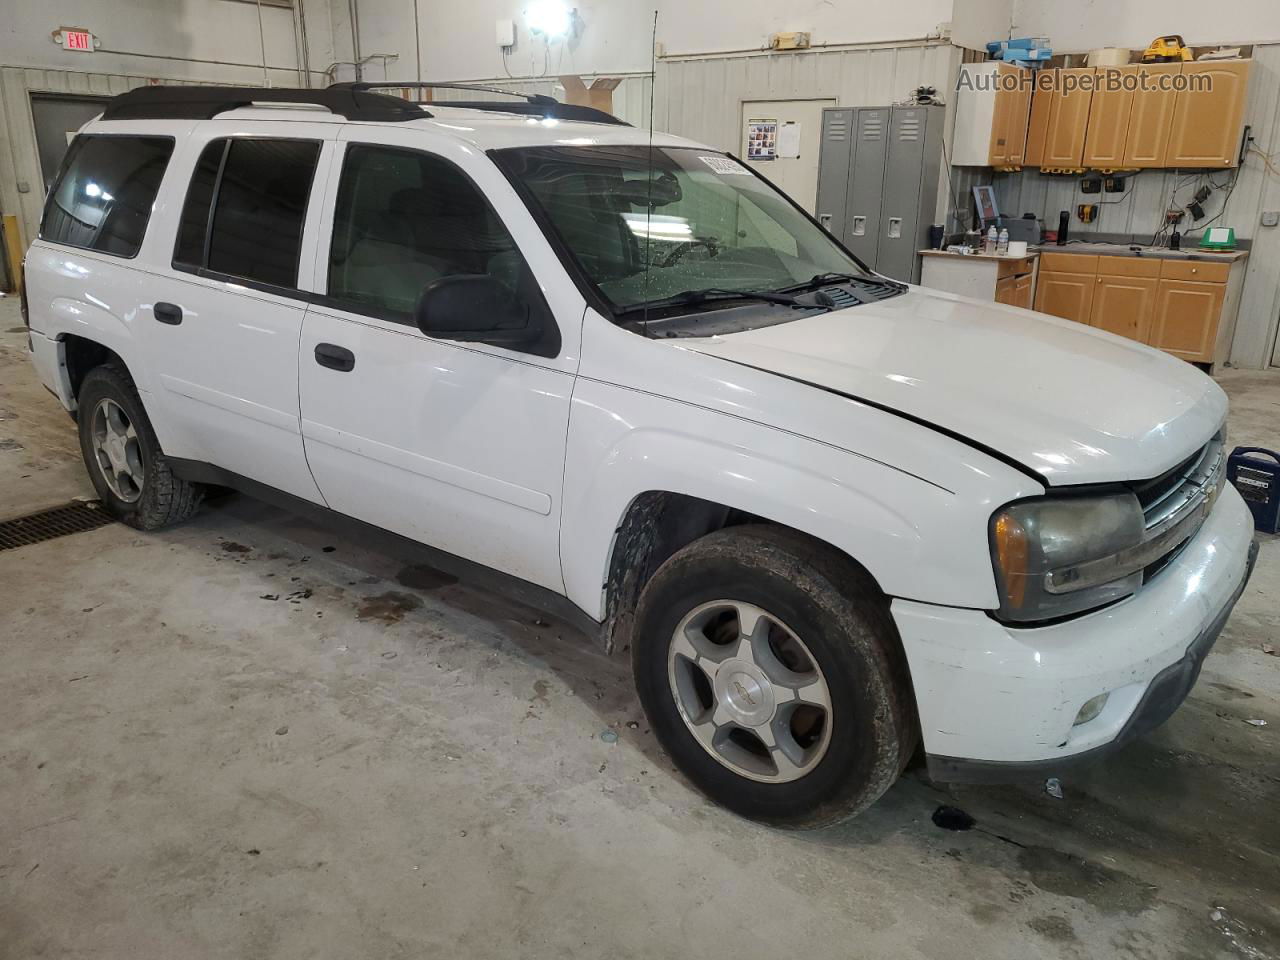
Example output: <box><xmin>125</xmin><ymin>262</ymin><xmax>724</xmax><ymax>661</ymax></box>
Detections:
<box><xmin>843</xmin><ymin>108</ymin><xmax>888</xmax><ymax>268</ymax></box>
<box><xmin>815</xmin><ymin>109</ymin><xmax>854</xmax><ymax>239</ymax></box>
<box><xmin>876</xmin><ymin>105</ymin><xmax>944</xmax><ymax>283</ymax></box>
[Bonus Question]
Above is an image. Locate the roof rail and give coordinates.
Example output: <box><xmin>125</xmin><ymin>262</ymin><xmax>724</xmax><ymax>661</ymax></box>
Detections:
<box><xmin>330</xmin><ymin>81</ymin><xmax>630</xmax><ymax>126</ymax></box>
<box><xmin>101</xmin><ymin>85</ymin><xmax>431</xmax><ymax>123</ymax></box>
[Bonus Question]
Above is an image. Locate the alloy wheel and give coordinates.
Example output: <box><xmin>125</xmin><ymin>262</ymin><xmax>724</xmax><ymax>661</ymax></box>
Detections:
<box><xmin>667</xmin><ymin>600</ymin><xmax>833</xmax><ymax>783</ymax></box>
<box><xmin>89</xmin><ymin>398</ymin><xmax>144</xmax><ymax>503</ymax></box>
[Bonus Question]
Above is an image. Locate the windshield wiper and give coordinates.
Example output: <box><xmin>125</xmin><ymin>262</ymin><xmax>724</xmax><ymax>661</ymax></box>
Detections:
<box><xmin>619</xmin><ymin>287</ymin><xmax>808</xmax><ymax>314</ymax></box>
<box><xmin>775</xmin><ymin>272</ymin><xmax>906</xmax><ymax>294</ymax></box>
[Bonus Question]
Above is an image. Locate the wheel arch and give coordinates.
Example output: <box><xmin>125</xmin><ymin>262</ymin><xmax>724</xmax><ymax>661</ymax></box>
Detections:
<box><xmin>61</xmin><ymin>334</ymin><xmax>131</xmax><ymax>412</ymax></box>
<box><xmin>597</xmin><ymin>489</ymin><xmax>890</xmax><ymax>655</ymax></box>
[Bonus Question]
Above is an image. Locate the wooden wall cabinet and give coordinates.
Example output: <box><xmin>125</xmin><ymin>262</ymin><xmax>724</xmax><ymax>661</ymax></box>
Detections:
<box><xmin>1166</xmin><ymin>60</ymin><xmax>1251</xmax><ymax>167</ymax></box>
<box><xmin>1019</xmin><ymin>61</ymin><xmax>1250</xmax><ymax>170</ymax></box>
<box><xmin>1122</xmin><ymin>63</ymin><xmax>1181</xmax><ymax>167</ymax></box>
<box><xmin>1022</xmin><ymin>74</ymin><xmax>1054</xmax><ymax>167</ymax></box>
<box><xmin>1038</xmin><ymin>67</ymin><xmax>1095</xmax><ymax>169</ymax></box>
<box><xmin>988</xmin><ymin>63</ymin><xmax>1033</xmax><ymax>167</ymax></box>
<box><xmin>1083</xmin><ymin>66</ymin><xmax>1136</xmax><ymax>168</ymax></box>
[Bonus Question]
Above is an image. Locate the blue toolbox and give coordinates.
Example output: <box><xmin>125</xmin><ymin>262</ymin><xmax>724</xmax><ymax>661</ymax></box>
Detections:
<box><xmin>1228</xmin><ymin>447</ymin><xmax>1280</xmax><ymax>534</ymax></box>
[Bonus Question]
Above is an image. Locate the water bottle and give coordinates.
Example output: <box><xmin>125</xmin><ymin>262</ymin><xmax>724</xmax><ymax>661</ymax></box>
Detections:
<box><xmin>985</xmin><ymin>226</ymin><xmax>998</xmax><ymax>255</ymax></box>
<box><xmin>997</xmin><ymin>227</ymin><xmax>1010</xmax><ymax>256</ymax></box>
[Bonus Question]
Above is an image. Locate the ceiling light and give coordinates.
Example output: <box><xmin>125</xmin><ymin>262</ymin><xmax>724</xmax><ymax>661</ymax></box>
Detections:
<box><xmin>525</xmin><ymin>0</ymin><xmax>571</xmax><ymax>38</ymax></box>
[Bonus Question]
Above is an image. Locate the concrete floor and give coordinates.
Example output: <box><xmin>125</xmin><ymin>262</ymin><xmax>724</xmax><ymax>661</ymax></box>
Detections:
<box><xmin>1</xmin><ymin>294</ymin><xmax>1278</xmax><ymax>960</ymax></box>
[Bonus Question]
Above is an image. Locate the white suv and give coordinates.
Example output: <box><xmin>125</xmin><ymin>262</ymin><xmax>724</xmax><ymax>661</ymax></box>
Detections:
<box><xmin>24</xmin><ymin>83</ymin><xmax>1256</xmax><ymax>827</ymax></box>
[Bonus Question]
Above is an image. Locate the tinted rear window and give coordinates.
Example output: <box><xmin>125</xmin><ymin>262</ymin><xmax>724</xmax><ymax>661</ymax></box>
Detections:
<box><xmin>200</xmin><ymin>138</ymin><xmax>320</xmax><ymax>288</ymax></box>
<box><xmin>40</xmin><ymin>134</ymin><xmax>174</xmax><ymax>258</ymax></box>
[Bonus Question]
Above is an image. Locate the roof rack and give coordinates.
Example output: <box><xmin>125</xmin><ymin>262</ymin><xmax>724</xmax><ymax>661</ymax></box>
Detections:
<box><xmin>101</xmin><ymin>85</ymin><xmax>431</xmax><ymax>123</ymax></box>
<box><xmin>330</xmin><ymin>81</ymin><xmax>630</xmax><ymax>126</ymax></box>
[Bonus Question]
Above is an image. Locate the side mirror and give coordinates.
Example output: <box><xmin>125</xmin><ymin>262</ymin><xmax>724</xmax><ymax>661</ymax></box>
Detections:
<box><xmin>414</xmin><ymin>274</ymin><xmax>540</xmax><ymax>346</ymax></box>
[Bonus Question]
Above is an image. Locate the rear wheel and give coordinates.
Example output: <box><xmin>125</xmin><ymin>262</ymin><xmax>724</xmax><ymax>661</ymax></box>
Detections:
<box><xmin>77</xmin><ymin>363</ymin><xmax>203</xmax><ymax>530</ymax></box>
<box><xmin>632</xmin><ymin>525</ymin><xmax>917</xmax><ymax>828</ymax></box>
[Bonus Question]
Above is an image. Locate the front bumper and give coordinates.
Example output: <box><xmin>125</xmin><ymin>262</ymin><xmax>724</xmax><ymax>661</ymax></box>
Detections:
<box><xmin>893</xmin><ymin>483</ymin><xmax>1256</xmax><ymax>782</ymax></box>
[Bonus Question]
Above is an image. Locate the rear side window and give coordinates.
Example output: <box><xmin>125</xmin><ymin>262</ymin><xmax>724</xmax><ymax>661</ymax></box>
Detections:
<box><xmin>173</xmin><ymin>138</ymin><xmax>321</xmax><ymax>289</ymax></box>
<box><xmin>40</xmin><ymin>135</ymin><xmax>174</xmax><ymax>258</ymax></box>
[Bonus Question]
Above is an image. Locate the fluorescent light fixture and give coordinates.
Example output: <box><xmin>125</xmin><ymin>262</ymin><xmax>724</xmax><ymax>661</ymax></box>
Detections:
<box><xmin>525</xmin><ymin>0</ymin><xmax>571</xmax><ymax>38</ymax></box>
<box><xmin>621</xmin><ymin>213</ymin><xmax>693</xmax><ymax>241</ymax></box>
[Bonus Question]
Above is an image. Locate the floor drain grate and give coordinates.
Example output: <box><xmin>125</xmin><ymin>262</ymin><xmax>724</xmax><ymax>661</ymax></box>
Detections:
<box><xmin>0</xmin><ymin>501</ymin><xmax>115</xmax><ymax>552</ymax></box>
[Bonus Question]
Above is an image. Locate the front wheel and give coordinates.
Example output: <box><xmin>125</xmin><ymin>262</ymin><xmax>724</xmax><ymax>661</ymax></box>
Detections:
<box><xmin>632</xmin><ymin>525</ymin><xmax>917</xmax><ymax>828</ymax></box>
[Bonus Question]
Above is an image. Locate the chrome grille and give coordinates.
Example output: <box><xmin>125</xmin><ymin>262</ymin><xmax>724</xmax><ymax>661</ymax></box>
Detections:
<box><xmin>1141</xmin><ymin>433</ymin><xmax>1226</xmax><ymax>532</ymax></box>
<box><xmin>1136</xmin><ymin>432</ymin><xmax>1226</xmax><ymax>582</ymax></box>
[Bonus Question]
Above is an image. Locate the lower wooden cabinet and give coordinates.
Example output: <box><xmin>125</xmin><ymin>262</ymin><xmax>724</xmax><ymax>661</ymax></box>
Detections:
<box><xmin>1092</xmin><ymin>274</ymin><xmax>1159</xmax><ymax>342</ymax></box>
<box><xmin>995</xmin><ymin>271</ymin><xmax>1034</xmax><ymax>308</ymax></box>
<box><xmin>1035</xmin><ymin>251</ymin><xmax>1245</xmax><ymax>367</ymax></box>
<box><xmin>1033</xmin><ymin>270</ymin><xmax>1094</xmax><ymax>322</ymax></box>
<box><xmin>1150</xmin><ymin>279</ymin><xmax>1226</xmax><ymax>361</ymax></box>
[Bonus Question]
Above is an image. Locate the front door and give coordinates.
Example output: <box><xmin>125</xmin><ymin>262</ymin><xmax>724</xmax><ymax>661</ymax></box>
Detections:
<box><xmin>297</xmin><ymin>129</ymin><xmax>579</xmax><ymax>591</ymax></box>
<box><xmin>144</xmin><ymin>125</ymin><xmax>334</xmax><ymax>502</ymax></box>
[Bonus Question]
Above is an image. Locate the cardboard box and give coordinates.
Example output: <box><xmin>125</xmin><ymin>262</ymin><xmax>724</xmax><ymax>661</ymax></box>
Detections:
<box><xmin>559</xmin><ymin>76</ymin><xmax>620</xmax><ymax>115</ymax></box>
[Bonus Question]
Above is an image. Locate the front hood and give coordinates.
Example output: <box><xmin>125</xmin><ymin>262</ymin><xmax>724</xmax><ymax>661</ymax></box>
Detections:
<box><xmin>678</xmin><ymin>287</ymin><xmax>1226</xmax><ymax>485</ymax></box>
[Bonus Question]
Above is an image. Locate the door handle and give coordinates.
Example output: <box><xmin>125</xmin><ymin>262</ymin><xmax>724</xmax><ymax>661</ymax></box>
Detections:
<box><xmin>314</xmin><ymin>342</ymin><xmax>355</xmax><ymax>372</ymax></box>
<box><xmin>154</xmin><ymin>302</ymin><xmax>183</xmax><ymax>325</ymax></box>
<box><xmin>851</xmin><ymin>216</ymin><xmax>867</xmax><ymax>237</ymax></box>
<box><xmin>818</xmin><ymin>213</ymin><xmax>833</xmax><ymax>231</ymax></box>
<box><xmin>887</xmin><ymin>217</ymin><xmax>903</xmax><ymax>239</ymax></box>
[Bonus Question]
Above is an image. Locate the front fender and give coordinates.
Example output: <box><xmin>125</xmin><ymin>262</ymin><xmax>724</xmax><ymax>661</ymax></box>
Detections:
<box><xmin>561</xmin><ymin>379</ymin><xmax>1033</xmax><ymax>621</ymax></box>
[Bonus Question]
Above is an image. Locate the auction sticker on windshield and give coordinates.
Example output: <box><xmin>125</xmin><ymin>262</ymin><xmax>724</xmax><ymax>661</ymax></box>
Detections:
<box><xmin>699</xmin><ymin>155</ymin><xmax>751</xmax><ymax>175</ymax></box>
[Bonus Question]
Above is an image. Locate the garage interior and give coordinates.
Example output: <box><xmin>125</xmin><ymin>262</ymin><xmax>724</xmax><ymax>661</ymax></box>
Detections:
<box><xmin>2</xmin><ymin>1</ymin><xmax>1279</xmax><ymax>957</ymax></box>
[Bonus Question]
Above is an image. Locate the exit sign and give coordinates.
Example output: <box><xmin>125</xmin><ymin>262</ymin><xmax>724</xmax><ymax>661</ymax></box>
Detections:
<box><xmin>61</xmin><ymin>30</ymin><xmax>93</xmax><ymax>52</ymax></box>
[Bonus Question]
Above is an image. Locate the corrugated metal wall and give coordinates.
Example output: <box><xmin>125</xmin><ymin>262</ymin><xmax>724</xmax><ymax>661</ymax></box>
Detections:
<box><xmin>653</xmin><ymin>42</ymin><xmax>981</xmax><ymax>238</ymax></box>
<box><xmin>442</xmin><ymin>42</ymin><xmax>972</xmax><ymax>229</ymax></box>
<box><xmin>425</xmin><ymin>75</ymin><xmax>654</xmax><ymax>128</ymax></box>
<box><xmin>991</xmin><ymin>46</ymin><xmax>1280</xmax><ymax>367</ymax></box>
<box><xmin>655</xmin><ymin>43</ymin><xmax>959</xmax><ymax>150</ymax></box>
<box><xmin>0</xmin><ymin>67</ymin><xmax>231</xmax><ymax>253</ymax></box>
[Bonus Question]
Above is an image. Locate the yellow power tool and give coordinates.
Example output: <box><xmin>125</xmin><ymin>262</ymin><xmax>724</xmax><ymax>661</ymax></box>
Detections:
<box><xmin>1141</xmin><ymin>35</ymin><xmax>1193</xmax><ymax>63</ymax></box>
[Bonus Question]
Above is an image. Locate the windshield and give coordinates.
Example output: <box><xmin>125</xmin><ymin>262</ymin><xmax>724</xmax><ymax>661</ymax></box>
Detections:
<box><xmin>494</xmin><ymin>145</ymin><xmax>871</xmax><ymax>314</ymax></box>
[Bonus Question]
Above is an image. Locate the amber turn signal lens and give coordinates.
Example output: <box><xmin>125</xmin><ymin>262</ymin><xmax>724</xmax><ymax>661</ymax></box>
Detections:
<box><xmin>993</xmin><ymin>512</ymin><xmax>1029</xmax><ymax>610</ymax></box>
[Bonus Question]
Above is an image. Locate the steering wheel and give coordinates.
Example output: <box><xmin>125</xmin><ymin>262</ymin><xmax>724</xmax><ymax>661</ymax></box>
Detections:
<box><xmin>657</xmin><ymin>236</ymin><xmax>721</xmax><ymax>268</ymax></box>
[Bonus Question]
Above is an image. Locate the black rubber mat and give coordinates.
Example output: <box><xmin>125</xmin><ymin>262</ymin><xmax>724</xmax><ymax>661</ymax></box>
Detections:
<box><xmin>0</xmin><ymin>501</ymin><xmax>115</xmax><ymax>551</ymax></box>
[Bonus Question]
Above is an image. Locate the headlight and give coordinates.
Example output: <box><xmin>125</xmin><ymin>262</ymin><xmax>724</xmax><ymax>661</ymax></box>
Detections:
<box><xmin>990</xmin><ymin>493</ymin><xmax>1145</xmax><ymax>623</ymax></box>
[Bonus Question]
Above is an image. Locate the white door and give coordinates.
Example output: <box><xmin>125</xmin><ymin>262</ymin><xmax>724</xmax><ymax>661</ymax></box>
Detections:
<box><xmin>297</xmin><ymin>128</ymin><xmax>581</xmax><ymax>592</ymax></box>
<box><xmin>740</xmin><ymin>99</ymin><xmax>836</xmax><ymax>214</ymax></box>
<box><xmin>143</xmin><ymin>124</ymin><xmax>335</xmax><ymax>502</ymax></box>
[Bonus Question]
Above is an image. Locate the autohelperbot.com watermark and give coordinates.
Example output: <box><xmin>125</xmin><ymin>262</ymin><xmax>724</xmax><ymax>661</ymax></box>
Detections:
<box><xmin>958</xmin><ymin>68</ymin><xmax>1212</xmax><ymax>95</ymax></box>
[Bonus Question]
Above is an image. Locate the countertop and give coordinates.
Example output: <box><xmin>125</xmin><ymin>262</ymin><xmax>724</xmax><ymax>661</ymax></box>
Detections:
<box><xmin>918</xmin><ymin>249</ymin><xmax>1038</xmax><ymax>260</ymax></box>
<box><xmin>1033</xmin><ymin>242</ymin><xmax>1248</xmax><ymax>263</ymax></box>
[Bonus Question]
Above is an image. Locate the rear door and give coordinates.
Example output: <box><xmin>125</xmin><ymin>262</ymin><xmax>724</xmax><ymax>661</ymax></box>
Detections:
<box><xmin>297</xmin><ymin>126</ymin><xmax>581</xmax><ymax>592</ymax></box>
<box><xmin>143</xmin><ymin>122</ymin><xmax>336</xmax><ymax>502</ymax></box>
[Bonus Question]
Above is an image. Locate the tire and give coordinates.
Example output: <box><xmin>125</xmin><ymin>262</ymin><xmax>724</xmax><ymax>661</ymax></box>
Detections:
<box><xmin>77</xmin><ymin>363</ymin><xmax>203</xmax><ymax>530</ymax></box>
<box><xmin>632</xmin><ymin>524</ymin><xmax>917</xmax><ymax>828</ymax></box>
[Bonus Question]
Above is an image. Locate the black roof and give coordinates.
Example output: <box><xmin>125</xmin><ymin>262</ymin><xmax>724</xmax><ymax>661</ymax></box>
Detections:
<box><xmin>100</xmin><ymin>82</ymin><xmax>629</xmax><ymax>126</ymax></box>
